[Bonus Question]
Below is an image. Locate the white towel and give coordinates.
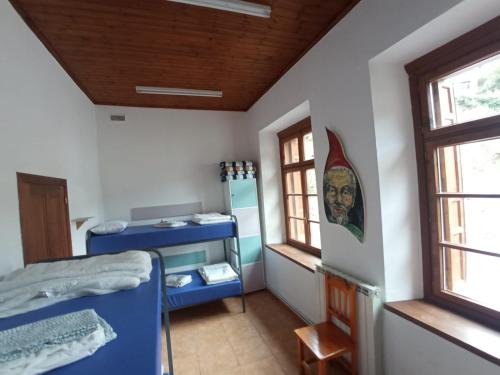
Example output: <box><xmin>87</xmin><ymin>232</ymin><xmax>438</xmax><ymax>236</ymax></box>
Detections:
<box><xmin>166</xmin><ymin>274</ymin><xmax>192</xmax><ymax>288</ymax></box>
<box><xmin>0</xmin><ymin>251</ymin><xmax>152</xmax><ymax>318</ymax></box>
<box><xmin>199</xmin><ymin>263</ymin><xmax>239</xmax><ymax>285</ymax></box>
<box><xmin>192</xmin><ymin>213</ymin><xmax>232</xmax><ymax>225</ymax></box>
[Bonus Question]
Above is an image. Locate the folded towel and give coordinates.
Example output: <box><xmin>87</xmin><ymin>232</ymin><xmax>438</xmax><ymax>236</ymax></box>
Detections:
<box><xmin>220</xmin><ymin>170</ymin><xmax>256</xmax><ymax>176</ymax></box>
<box><xmin>0</xmin><ymin>251</ymin><xmax>152</xmax><ymax>318</ymax></box>
<box><xmin>0</xmin><ymin>309</ymin><xmax>116</xmax><ymax>375</ymax></box>
<box><xmin>219</xmin><ymin>161</ymin><xmax>254</xmax><ymax>168</ymax></box>
<box><xmin>199</xmin><ymin>263</ymin><xmax>239</xmax><ymax>285</ymax></box>
<box><xmin>166</xmin><ymin>274</ymin><xmax>192</xmax><ymax>288</ymax></box>
<box><xmin>192</xmin><ymin>213</ymin><xmax>232</xmax><ymax>225</ymax></box>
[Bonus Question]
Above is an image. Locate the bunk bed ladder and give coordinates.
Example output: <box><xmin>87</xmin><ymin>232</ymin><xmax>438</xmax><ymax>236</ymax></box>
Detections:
<box><xmin>230</xmin><ymin>215</ymin><xmax>246</xmax><ymax>313</ymax></box>
<box><xmin>147</xmin><ymin>249</ymin><xmax>175</xmax><ymax>375</ymax></box>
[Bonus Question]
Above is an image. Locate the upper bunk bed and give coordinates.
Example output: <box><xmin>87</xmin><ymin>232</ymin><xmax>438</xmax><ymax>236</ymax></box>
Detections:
<box><xmin>0</xmin><ymin>253</ymin><xmax>174</xmax><ymax>375</ymax></box>
<box><xmin>86</xmin><ymin>218</ymin><xmax>245</xmax><ymax>312</ymax></box>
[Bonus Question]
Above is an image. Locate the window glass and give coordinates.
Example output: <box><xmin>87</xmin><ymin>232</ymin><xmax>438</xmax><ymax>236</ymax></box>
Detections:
<box><xmin>290</xmin><ymin>218</ymin><xmax>305</xmax><ymax>242</ymax></box>
<box><xmin>442</xmin><ymin>247</ymin><xmax>500</xmax><ymax>312</ymax></box>
<box><xmin>283</xmin><ymin>138</ymin><xmax>300</xmax><ymax>164</ymax></box>
<box><xmin>308</xmin><ymin>196</ymin><xmax>319</xmax><ymax>221</ymax></box>
<box><xmin>306</xmin><ymin>168</ymin><xmax>317</xmax><ymax>194</ymax></box>
<box><xmin>437</xmin><ymin>138</ymin><xmax>500</xmax><ymax>194</ymax></box>
<box><xmin>310</xmin><ymin>222</ymin><xmax>321</xmax><ymax>249</ymax></box>
<box><xmin>303</xmin><ymin>132</ymin><xmax>315</xmax><ymax>160</ymax></box>
<box><xmin>288</xmin><ymin>196</ymin><xmax>304</xmax><ymax>218</ymax></box>
<box><xmin>429</xmin><ymin>53</ymin><xmax>500</xmax><ymax>129</ymax></box>
<box><xmin>438</xmin><ymin>197</ymin><xmax>500</xmax><ymax>255</ymax></box>
<box><xmin>286</xmin><ymin>171</ymin><xmax>302</xmax><ymax>194</ymax></box>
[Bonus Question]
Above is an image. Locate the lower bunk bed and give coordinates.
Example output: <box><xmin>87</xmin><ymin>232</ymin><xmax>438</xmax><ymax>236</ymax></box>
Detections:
<box><xmin>87</xmin><ymin>218</ymin><xmax>246</xmax><ymax>312</ymax></box>
<box><xmin>0</xmin><ymin>254</ymin><xmax>173</xmax><ymax>375</ymax></box>
<box><xmin>167</xmin><ymin>269</ymin><xmax>241</xmax><ymax>311</ymax></box>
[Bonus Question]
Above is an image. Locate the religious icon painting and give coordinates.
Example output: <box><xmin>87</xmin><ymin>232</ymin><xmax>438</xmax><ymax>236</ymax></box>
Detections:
<box><xmin>323</xmin><ymin>129</ymin><xmax>365</xmax><ymax>242</ymax></box>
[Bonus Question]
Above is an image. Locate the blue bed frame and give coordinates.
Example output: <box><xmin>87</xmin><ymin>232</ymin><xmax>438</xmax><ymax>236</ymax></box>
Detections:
<box><xmin>86</xmin><ymin>216</ymin><xmax>246</xmax><ymax>313</ymax></box>
<box><xmin>0</xmin><ymin>250</ymin><xmax>174</xmax><ymax>375</ymax></box>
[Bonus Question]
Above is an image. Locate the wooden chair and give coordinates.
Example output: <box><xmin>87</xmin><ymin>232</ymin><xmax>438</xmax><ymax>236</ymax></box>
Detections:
<box><xmin>294</xmin><ymin>274</ymin><xmax>358</xmax><ymax>375</ymax></box>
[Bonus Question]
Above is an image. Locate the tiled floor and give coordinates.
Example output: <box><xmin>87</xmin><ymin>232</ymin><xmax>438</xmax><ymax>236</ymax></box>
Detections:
<box><xmin>162</xmin><ymin>290</ymin><xmax>348</xmax><ymax>375</ymax></box>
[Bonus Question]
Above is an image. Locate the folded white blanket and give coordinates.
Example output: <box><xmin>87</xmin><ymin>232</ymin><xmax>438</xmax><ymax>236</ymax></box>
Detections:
<box><xmin>192</xmin><ymin>213</ymin><xmax>232</xmax><ymax>225</ymax></box>
<box><xmin>0</xmin><ymin>251</ymin><xmax>152</xmax><ymax>318</ymax></box>
<box><xmin>199</xmin><ymin>262</ymin><xmax>239</xmax><ymax>285</ymax></box>
<box><xmin>0</xmin><ymin>309</ymin><xmax>116</xmax><ymax>375</ymax></box>
<box><xmin>165</xmin><ymin>274</ymin><xmax>192</xmax><ymax>288</ymax></box>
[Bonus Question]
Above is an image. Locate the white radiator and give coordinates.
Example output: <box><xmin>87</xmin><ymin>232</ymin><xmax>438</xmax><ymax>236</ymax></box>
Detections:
<box><xmin>317</xmin><ymin>264</ymin><xmax>383</xmax><ymax>375</ymax></box>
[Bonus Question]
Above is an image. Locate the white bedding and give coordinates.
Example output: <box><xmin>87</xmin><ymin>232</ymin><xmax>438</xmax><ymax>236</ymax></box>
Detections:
<box><xmin>0</xmin><ymin>251</ymin><xmax>152</xmax><ymax>318</ymax></box>
<box><xmin>199</xmin><ymin>262</ymin><xmax>239</xmax><ymax>285</ymax></box>
<box><xmin>0</xmin><ymin>309</ymin><xmax>116</xmax><ymax>375</ymax></box>
<box><xmin>192</xmin><ymin>213</ymin><xmax>232</xmax><ymax>225</ymax></box>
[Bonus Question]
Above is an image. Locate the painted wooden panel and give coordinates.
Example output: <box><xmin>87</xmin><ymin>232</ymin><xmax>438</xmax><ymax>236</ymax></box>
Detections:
<box><xmin>239</xmin><ymin>235</ymin><xmax>262</xmax><ymax>265</ymax></box>
<box><xmin>233</xmin><ymin>207</ymin><xmax>260</xmax><ymax>237</ymax></box>
<box><xmin>242</xmin><ymin>262</ymin><xmax>265</xmax><ymax>293</ymax></box>
<box><xmin>230</xmin><ymin>179</ymin><xmax>258</xmax><ymax>209</ymax></box>
<box><xmin>163</xmin><ymin>250</ymin><xmax>206</xmax><ymax>269</ymax></box>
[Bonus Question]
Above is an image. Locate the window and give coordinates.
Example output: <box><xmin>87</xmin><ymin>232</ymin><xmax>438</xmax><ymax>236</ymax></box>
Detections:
<box><xmin>407</xmin><ymin>17</ymin><xmax>500</xmax><ymax>329</ymax></box>
<box><xmin>278</xmin><ymin>118</ymin><xmax>321</xmax><ymax>255</ymax></box>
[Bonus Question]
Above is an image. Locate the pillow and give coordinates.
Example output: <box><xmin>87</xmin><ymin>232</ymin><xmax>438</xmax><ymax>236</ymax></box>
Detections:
<box><xmin>90</xmin><ymin>220</ymin><xmax>128</xmax><ymax>235</ymax></box>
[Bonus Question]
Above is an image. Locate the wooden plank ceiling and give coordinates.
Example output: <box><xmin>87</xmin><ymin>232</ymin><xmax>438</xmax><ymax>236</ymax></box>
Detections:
<box><xmin>10</xmin><ymin>0</ymin><xmax>358</xmax><ymax>111</ymax></box>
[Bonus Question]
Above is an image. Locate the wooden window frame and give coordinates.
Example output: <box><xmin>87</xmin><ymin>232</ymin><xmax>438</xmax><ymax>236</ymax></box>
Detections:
<box><xmin>406</xmin><ymin>16</ymin><xmax>500</xmax><ymax>330</ymax></box>
<box><xmin>278</xmin><ymin>118</ymin><xmax>321</xmax><ymax>256</ymax></box>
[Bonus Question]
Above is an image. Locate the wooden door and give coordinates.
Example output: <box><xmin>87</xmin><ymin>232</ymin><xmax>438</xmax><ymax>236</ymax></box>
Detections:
<box><xmin>17</xmin><ymin>173</ymin><xmax>72</xmax><ymax>264</ymax></box>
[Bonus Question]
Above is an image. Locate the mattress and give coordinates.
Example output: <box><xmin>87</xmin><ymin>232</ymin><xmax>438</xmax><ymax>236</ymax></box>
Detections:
<box><xmin>0</xmin><ymin>260</ymin><xmax>163</xmax><ymax>375</ymax></box>
<box><xmin>167</xmin><ymin>269</ymin><xmax>241</xmax><ymax>310</ymax></box>
<box><xmin>87</xmin><ymin>220</ymin><xmax>236</xmax><ymax>254</ymax></box>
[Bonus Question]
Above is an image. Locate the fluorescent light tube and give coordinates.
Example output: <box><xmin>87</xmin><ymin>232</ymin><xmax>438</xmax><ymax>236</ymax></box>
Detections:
<box><xmin>168</xmin><ymin>0</ymin><xmax>271</xmax><ymax>18</ymax></box>
<box><xmin>135</xmin><ymin>86</ymin><xmax>223</xmax><ymax>98</ymax></box>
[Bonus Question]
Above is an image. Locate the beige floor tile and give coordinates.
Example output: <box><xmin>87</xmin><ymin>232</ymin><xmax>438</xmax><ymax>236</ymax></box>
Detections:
<box><xmin>164</xmin><ymin>291</ymin><xmax>310</xmax><ymax>375</ymax></box>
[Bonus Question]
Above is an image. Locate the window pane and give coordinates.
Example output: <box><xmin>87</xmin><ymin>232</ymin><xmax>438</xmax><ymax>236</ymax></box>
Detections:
<box><xmin>290</xmin><ymin>218</ymin><xmax>305</xmax><ymax>243</ymax></box>
<box><xmin>437</xmin><ymin>138</ymin><xmax>500</xmax><ymax>194</ymax></box>
<box><xmin>283</xmin><ymin>138</ymin><xmax>300</xmax><ymax>164</ymax></box>
<box><xmin>429</xmin><ymin>53</ymin><xmax>500</xmax><ymax>129</ymax></box>
<box><xmin>310</xmin><ymin>222</ymin><xmax>321</xmax><ymax>249</ymax></box>
<box><xmin>306</xmin><ymin>168</ymin><xmax>317</xmax><ymax>194</ymax></box>
<box><xmin>288</xmin><ymin>196</ymin><xmax>304</xmax><ymax>218</ymax></box>
<box><xmin>442</xmin><ymin>247</ymin><xmax>500</xmax><ymax>312</ymax></box>
<box><xmin>303</xmin><ymin>132</ymin><xmax>315</xmax><ymax>160</ymax></box>
<box><xmin>286</xmin><ymin>171</ymin><xmax>302</xmax><ymax>194</ymax></box>
<box><xmin>438</xmin><ymin>197</ymin><xmax>500</xmax><ymax>255</ymax></box>
<box><xmin>308</xmin><ymin>196</ymin><xmax>319</xmax><ymax>221</ymax></box>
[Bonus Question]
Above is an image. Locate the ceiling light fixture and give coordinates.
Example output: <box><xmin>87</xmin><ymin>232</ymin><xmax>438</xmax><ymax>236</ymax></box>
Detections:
<box><xmin>135</xmin><ymin>86</ymin><xmax>223</xmax><ymax>98</ymax></box>
<box><xmin>168</xmin><ymin>0</ymin><xmax>271</xmax><ymax>18</ymax></box>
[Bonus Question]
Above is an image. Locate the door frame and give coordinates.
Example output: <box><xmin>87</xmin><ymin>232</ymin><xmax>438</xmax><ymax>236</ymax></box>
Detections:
<box><xmin>17</xmin><ymin>172</ymin><xmax>72</xmax><ymax>265</ymax></box>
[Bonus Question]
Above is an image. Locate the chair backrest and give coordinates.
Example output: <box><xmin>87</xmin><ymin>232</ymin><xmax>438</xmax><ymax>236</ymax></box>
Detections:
<box><xmin>325</xmin><ymin>274</ymin><xmax>357</xmax><ymax>342</ymax></box>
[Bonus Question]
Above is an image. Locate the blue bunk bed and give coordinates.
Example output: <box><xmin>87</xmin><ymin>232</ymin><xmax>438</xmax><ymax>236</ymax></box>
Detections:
<box><xmin>0</xmin><ymin>251</ymin><xmax>174</xmax><ymax>375</ymax></box>
<box><xmin>86</xmin><ymin>217</ymin><xmax>246</xmax><ymax>312</ymax></box>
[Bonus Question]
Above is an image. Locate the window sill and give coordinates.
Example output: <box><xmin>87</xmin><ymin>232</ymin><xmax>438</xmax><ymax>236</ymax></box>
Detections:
<box><xmin>385</xmin><ymin>299</ymin><xmax>500</xmax><ymax>366</ymax></box>
<box><xmin>266</xmin><ymin>243</ymin><xmax>321</xmax><ymax>273</ymax></box>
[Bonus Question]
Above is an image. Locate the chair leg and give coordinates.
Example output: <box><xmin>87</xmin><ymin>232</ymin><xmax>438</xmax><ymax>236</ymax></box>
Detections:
<box><xmin>351</xmin><ymin>349</ymin><xmax>358</xmax><ymax>375</ymax></box>
<box><xmin>318</xmin><ymin>360</ymin><xmax>327</xmax><ymax>375</ymax></box>
<box><xmin>296</xmin><ymin>338</ymin><xmax>305</xmax><ymax>375</ymax></box>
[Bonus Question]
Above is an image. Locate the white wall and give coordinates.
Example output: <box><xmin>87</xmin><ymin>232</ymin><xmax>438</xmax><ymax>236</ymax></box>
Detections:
<box><xmin>0</xmin><ymin>1</ymin><xmax>104</xmax><ymax>275</ymax></box>
<box><xmin>95</xmin><ymin>106</ymin><xmax>246</xmax><ymax>220</ymax></box>
<box><xmin>265</xmin><ymin>248</ymin><xmax>322</xmax><ymax>323</ymax></box>
<box><xmin>246</xmin><ymin>0</ymin><xmax>464</xmax><ymax>295</ymax></box>
<box><xmin>95</xmin><ymin>106</ymin><xmax>246</xmax><ymax>262</ymax></box>
<box><xmin>243</xmin><ymin>0</ymin><xmax>500</xmax><ymax>373</ymax></box>
<box><xmin>371</xmin><ymin>0</ymin><xmax>500</xmax><ymax>303</ymax></box>
<box><xmin>384</xmin><ymin>311</ymin><xmax>499</xmax><ymax>375</ymax></box>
